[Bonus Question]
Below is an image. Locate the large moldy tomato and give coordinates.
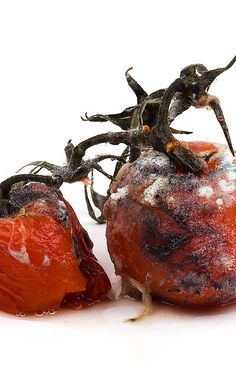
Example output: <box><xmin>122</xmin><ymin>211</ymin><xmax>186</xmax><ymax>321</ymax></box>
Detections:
<box><xmin>105</xmin><ymin>141</ymin><xmax>236</xmax><ymax>307</ymax></box>
<box><xmin>0</xmin><ymin>182</ymin><xmax>111</xmax><ymax>315</ymax></box>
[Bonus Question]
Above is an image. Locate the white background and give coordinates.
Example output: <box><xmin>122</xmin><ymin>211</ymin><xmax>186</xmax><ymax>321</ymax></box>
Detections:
<box><xmin>0</xmin><ymin>1</ymin><xmax>236</xmax><ymax>376</ymax></box>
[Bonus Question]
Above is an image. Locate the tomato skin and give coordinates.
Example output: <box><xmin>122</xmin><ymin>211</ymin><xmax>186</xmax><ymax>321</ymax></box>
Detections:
<box><xmin>61</xmin><ymin>199</ymin><xmax>111</xmax><ymax>309</ymax></box>
<box><xmin>0</xmin><ymin>183</ymin><xmax>111</xmax><ymax>315</ymax></box>
<box><xmin>105</xmin><ymin>142</ymin><xmax>236</xmax><ymax>307</ymax></box>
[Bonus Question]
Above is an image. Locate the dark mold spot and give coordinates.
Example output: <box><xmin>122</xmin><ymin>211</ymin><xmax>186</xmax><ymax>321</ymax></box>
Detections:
<box><xmin>186</xmin><ymin>252</ymin><xmax>208</xmax><ymax>268</ymax></box>
<box><xmin>9</xmin><ymin>185</ymin><xmax>57</xmax><ymax>209</ymax></box>
<box><xmin>72</xmin><ymin>236</ymin><xmax>81</xmax><ymax>261</ymax></box>
<box><xmin>57</xmin><ymin>206</ymin><xmax>71</xmax><ymax>227</ymax></box>
<box><xmin>141</xmin><ymin>207</ymin><xmax>191</xmax><ymax>261</ymax></box>
<box><xmin>138</xmin><ymin>162</ymin><xmax>167</xmax><ymax>177</ymax></box>
<box><xmin>144</xmin><ymin>234</ymin><xmax>191</xmax><ymax>261</ymax></box>
<box><xmin>212</xmin><ymin>276</ymin><xmax>236</xmax><ymax>292</ymax></box>
<box><xmin>169</xmin><ymin>172</ymin><xmax>199</xmax><ymax>192</ymax></box>
<box><xmin>181</xmin><ymin>271</ymin><xmax>209</xmax><ymax>295</ymax></box>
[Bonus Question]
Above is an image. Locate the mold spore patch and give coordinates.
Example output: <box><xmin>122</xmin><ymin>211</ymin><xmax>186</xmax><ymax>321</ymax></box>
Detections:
<box><xmin>197</xmin><ymin>186</ymin><xmax>214</xmax><ymax>198</ymax></box>
<box><xmin>143</xmin><ymin>177</ymin><xmax>169</xmax><ymax>206</ymax></box>
<box><xmin>110</xmin><ymin>186</ymin><xmax>129</xmax><ymax>202</ymax></box>
<box><xmin>133</xmin><ymin>150</ymin><xmax>172</xmax><ymax>178</ymax></box>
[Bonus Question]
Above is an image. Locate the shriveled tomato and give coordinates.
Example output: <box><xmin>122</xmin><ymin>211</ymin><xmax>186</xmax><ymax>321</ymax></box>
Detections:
<box><xmin>0</xmin><ymin>182</ymin><xmax>111</xmax><ymax>315</ymax></box>
<box><xmin>62</xmin><ymin>198</ymin><xmax>112</xmax><ymax>309</ymax></box>
<box><xmin>105</xmin><ymin>141</ymin><xmax>236</xmax><ymax>307</ymax></box>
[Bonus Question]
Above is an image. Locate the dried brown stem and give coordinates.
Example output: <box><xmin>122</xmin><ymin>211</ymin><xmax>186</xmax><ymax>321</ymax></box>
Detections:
<box><xmin>0</xmin><ymin>174</ymin><xmax>62</xmax><ymax>200</ymax></box>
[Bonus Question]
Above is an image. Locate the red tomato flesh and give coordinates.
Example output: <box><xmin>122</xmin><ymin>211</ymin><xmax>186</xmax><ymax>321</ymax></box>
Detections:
<box><xmin>0</xmin><ymin>183</ymin><xmax>111</xmax><ymax>315</ymax></box>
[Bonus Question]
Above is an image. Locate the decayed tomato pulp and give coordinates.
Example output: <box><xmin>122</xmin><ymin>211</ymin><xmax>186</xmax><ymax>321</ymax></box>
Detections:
<box><xmin>105</xmin><ymin>141</ymin><xmax>236</xmax><ymax>306</ymax></box>
<box><xmin>0</xmin><ymin>183</ymin><xmax>111</xmax><ymax>315</ymax></box>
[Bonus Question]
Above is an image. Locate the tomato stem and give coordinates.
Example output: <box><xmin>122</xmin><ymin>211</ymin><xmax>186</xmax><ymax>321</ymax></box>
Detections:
<box><xmin>0</xmin><ymin>174</ymin><xmax>62</xmax><ymax>200</ymax></box>
<box><xmin>209</xmin><ymin>100</ymin><xmax>235</xmax><ymax>156</ymax></box>
<box><xmin>69</xmin><ymin>130</ymin><xmax>147</xmax><ymax>170</ymax></box>
<box><xmin>149</xmin><ymin>79</ymin><xmax>207</xmax><ymax>175</ymax></box>
<box><xmin>15</xmin><ymin>57</ymin><xmax>236</xmax><ymax>224</ymax></box>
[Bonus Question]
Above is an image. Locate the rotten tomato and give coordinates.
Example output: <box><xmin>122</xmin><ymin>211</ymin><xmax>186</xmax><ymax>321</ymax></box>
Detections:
<box><xmin>0</xmin><ymin>176</ymin><xmax>111</xmax><ymax>315</ymax></box>
<box><xmin>105</xmin><ymin>141</ymin><xmax>236</xmax><ymax>308</ymax></box>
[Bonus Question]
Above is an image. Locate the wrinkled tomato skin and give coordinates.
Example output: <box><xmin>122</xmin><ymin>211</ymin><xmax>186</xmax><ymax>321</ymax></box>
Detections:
<box><xmin>105</xmin><ymin>142</ymin><xmax>236</xmax><ymax>307</ymax></box>
<box><xmin>61</xmin><ymin>199</ymin><xmax>111</xmax><ymax>309</ymax></box>
<box><xmin>0</xmin><ymin>184</ymin><xmax>111</xmax><ymax>315</ymax></box>
<box><xmin>0</xmin><ymin>215</ymin><xmax>86</xmax><ymax>314</ymax></box>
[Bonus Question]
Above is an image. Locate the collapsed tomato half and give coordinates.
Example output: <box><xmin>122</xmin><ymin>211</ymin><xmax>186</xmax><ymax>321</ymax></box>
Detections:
<box><xmin>0</xmin><ymin>183</ymin><xmax>111</xmax><ymax>315</ymax></box>
<box><xmin>105</xmin><ymin>141</ymin><xmax>236</xmax><ymax>307</ymax></box>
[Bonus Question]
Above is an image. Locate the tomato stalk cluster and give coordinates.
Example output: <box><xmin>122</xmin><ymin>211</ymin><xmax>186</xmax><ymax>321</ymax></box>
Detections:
<box><xmin>0</xmin><ymin>56</ymin><xmax>235</xmax><ymax>221</ymax></box>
